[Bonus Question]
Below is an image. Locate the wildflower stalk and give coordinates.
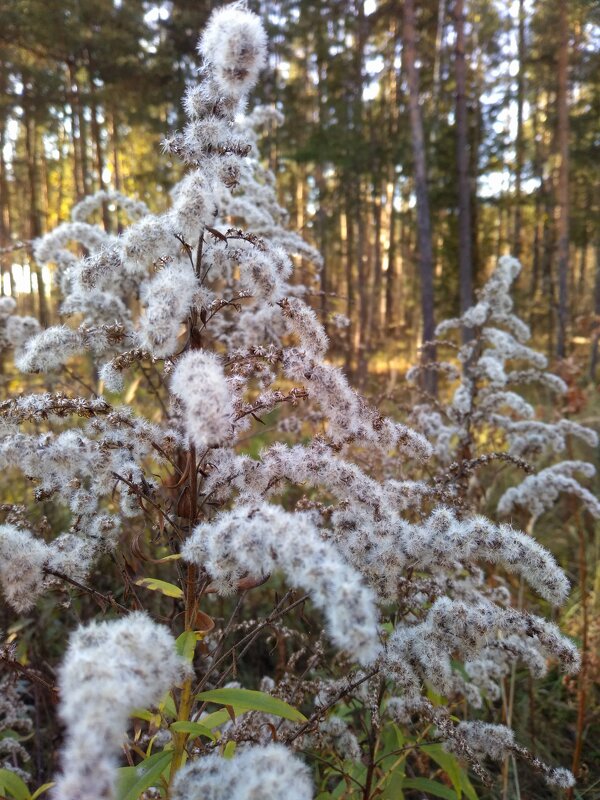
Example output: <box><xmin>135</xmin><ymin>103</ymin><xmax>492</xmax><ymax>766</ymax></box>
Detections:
<box><xmin>170</xmin><ymin>445</ymin><xmax>201</xmax><ymax>783</ymax></box>
<box><xmin>567</xmin><ymin>504</ymin><xmax>589</xmax><ymax>798</ymax></box>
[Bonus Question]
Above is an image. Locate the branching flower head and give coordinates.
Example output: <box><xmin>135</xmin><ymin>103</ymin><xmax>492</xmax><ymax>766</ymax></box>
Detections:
<box><xmin>171</xmin><ymin>350</ymin><xmax>235</xmax><ymax>449</ymax></box>
<box><xmin>182</xmin><ymin>502</ymin><xmax>381</xmax><ymax>664</ymax></box>
<box><xmin>172</xmin><ymin>744</ymin><xmax>312</xmax><ymax>800</ymax></box>
<box><xmin>53</xmin><ymin>613</ymin><xmax>189</xmax><ymax>800</ymax></box>
<box><xmin>198</xmin><ymin>3</ymin><xmax>267</xmax><ymax>98</ymax></box>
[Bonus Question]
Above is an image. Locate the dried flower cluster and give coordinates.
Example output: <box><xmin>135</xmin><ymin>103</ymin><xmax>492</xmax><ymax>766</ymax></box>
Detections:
<box><xmin>54</xmin><ymin>613</ymin><xmax>189</xmax><ymax>800</ymax></box>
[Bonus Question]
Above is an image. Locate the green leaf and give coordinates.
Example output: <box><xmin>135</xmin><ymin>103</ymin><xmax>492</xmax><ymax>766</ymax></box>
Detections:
<box><xmin>175</xmin><ymin>631</ymin><xmax>197</xmax><ymax>663</ymax></box>
<box><xmin>170</xmin><ymin>721</ymin><xmax>216</xmax><ymax>741</ymax></box>
<box><xmin>0</xmin><ymin>768</ymin><xmax>31</xmax><ymax>800</ymax></box>
<box><xmin>135</xmin><ymin>578</ymin><xmax>183</xmax><ymax>599</ymax></box>
<box><xmin>30</xmin><ymin>784</ymin><xmax>53</xmax><ymax>800</ymax></box>
<box><xmin>197</xmin><ymin>688</ymin><xmax>306</xmax><ymax>723</ymax></box>
<box><xmin>401</xmin><ymin>778</ymin><xmax>458</xmax><ymax>799</ymax></box>
<box><xmin>130</xmin><ymin>708</ymin><xmax>155</xmax><ymax>723</ymax></box>
<box><xmin>0</xmin><ymin>730</ymin><xmax>30</xmax><ymax>742</ymax></box>
<box><xmin>426</xmin><ymin>744</ymin><xmax>465</xmax><ymax>798</ymax></box>
<box><xmin>223</xmin><ymin>741</ymin><xmax>236</xmax><ymax>759</ymax></box>
<box><xmin>195</xmin><ymin>708</ymin><xmax>232</xmax><ymax>729</ymax></box>
<box><xmin>381</xmin><ymin>768</ymin><xmax>405</xmax><ymax>800</ymax></box>
<box><xmin>158</xmin><ymin>692</ymin><xmax>178</xmax><ymax>720</ymax></box>
<box><xmin>116</xmin><ymin>750</ymin><xmax>173</xmax><ymax>800</ymax></box>
<box><xmin>456</xmin><ymin>769</ymin><xmax>479</xmax><ymax>800</ymax></box>
<box><xmin>154</xmin><ymin>553</ymin><xmax>182</xmax><ymax>563</ymax></box>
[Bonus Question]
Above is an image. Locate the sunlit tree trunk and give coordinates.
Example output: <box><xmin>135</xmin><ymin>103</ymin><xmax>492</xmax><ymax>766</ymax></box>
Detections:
<box><xmin>556</xmin><ymin>0</ymin><xmax>569</xmax><ymax>358</ymax></box>
<box><xmin>513</xmin><ymin>0</ymin><xmax>526</xmax><ymax>258</ymax></box>
<box><xmin>89</xmin><ymin>69</ymin><xmax>111</xmax><ymax>233</ymax></box>
<box><xmin>0</xmin><ymin>101</ymin><xmax>14</xmax><ymax>298</ymax></box>
<box><xmin>385</xmin><ymin>180</ymin><xmax>398</xmax><ymax>332</ymax></box>
<box><xmin>23</xmin><ymin>86</ymin><xmax>49</xmax><ymax>327</ymax></box>
<box><xmin>403</xmin><ymin>0</ymin><xmax>437</xmax><ymax>395</ymax></box>
<box><xmin>454</xmin><ymin>0</ymin><xmax>473</xmax><ymax>338</ymax></box>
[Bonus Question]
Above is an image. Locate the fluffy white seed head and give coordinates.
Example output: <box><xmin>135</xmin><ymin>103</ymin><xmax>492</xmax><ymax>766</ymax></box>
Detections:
<box><xmin>53</xmin><ymin>613</ymin><xmax>189</xmax><ymax>800</ymax></box>
<box><xmin>182</xmin><ymin>502</ymin><xmax>381</xmax><ymax>664</ymax></box>
<box><xmin>172</xmin><ymin>744</ymin><xmax>313</xmax><ymax>800</ymax></box>
<box><xmin>139</xmin><ymin>261</ymin><xmax>198</xmax><ymax>357</ymax></box>
<box><xmin>0</xmin><ymin>525</ymin><xmax>47</xmax><ymax>611</ymax></box>
<box><xmin>498</xmin><ymin>461</ymin><xmax>600</xmax><ymax>520</ymax></box>
<box><xmin>171</xmin><ymin>350</ymin><xmax>234</xmax><ymax>449</ymax></box>
<box><xmin>198</xmin><ymin>5</ymin><xmax>267</xmax><ymax>99</ymax></box>
<box><xmin>15</xmin><ymin>325</ymin><xmax>84</xmax><ymax>373</ymax></box>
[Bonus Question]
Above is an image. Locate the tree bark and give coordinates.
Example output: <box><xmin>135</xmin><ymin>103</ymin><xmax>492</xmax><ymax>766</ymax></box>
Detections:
<box><xmin>0</xmin><ymin>109</ymin><xmax>13</xmax><ymax>297</ymax></box>
<box><xmin>369</xmin><ymin>181</ymin><xmax>383</xmax><ymax>346</ymax></box>
<box><xmin>589</xmin><ymin>225</ymin><xmax>600</xmax><ymax>380</ymax></box>
<box><xmin>23</xmin><ymin>87</ymin><xmax>49</xmax><ymax>327</ymax></box>
<box><xmin>403</xmin><ymin>0</ymin><xmax>437</xmax><ymax>395</ymax></box>
<box><xmin>513</xmin><ymin>0</ymin><xmax>526</xmax><ymax>258</ymax></box>
<box><xmin>87</xmin><ymin>52</ymin><xmax>111</xmax><ymax>232</ymax></box>
<box><xmin>385</xmin><ymin>181</ymin><xmax>398</xmax><ymax>331</ymax></box>
<box><xmin>556</xmin><ymin>0</ymin><xmax>570</xmax><ymax>358</ymax></box>
<box><xmin>454</xmin><ymin>0</ymin><xmax>473</xmax><ymax>336</ymax></box>
<box><xmin>66</xmin><ymin>60</ymin><xmax>85</xmax><ymax>200</ymax></box>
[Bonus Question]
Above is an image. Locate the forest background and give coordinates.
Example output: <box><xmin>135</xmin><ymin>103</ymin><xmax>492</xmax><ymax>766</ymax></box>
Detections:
<box><xmin>3</xmin><ymin>0</ymin><xmax>600</xmax><ymax>380</ymax></box>
<box><xmin>1</xmin><ymin>0</ymin><xmax>599</xmax><ymax>797</ymax></box>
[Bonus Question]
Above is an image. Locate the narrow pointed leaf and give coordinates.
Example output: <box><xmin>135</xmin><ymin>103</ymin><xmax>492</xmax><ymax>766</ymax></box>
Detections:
<box><xmin>175</xmin><ymin>630</ymin><xmax>197</xmax><ymax>662</ymax></box>
<box><xmin>116</xmin><ymin>750</ymin><xmax>173</xmax><ymax>800</ymax></box>
<box><xmin>135</xmin><ymin>578</ymin><xmax>183</xmax><ymax>599</ymax></box>
<box><xmin>196</xmin><ymin>688</ymin><xmax>306</xmax><ymax>722</ymax></box>
<box><xmin>401</xmin><ymin>778</ymin><xmax>458</xmax><ymax>799</ymax></box>
<box><xmin>170</xmin><ymin>721</ymin><xmax>216</xmax><ymax>740</ymax></box>
<box><xmin>0</xmin><ymin>769</ymin><xmax>31</xmax><ymax>800</ymax></box>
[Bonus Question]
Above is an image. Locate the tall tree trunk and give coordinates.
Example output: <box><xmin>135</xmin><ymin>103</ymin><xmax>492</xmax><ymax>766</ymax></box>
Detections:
<box><xmin>369</xmin><ymin>182</ymin><xmax>383</xmax><ymax>346</ymax></box>
<box><xmin>589</xmin><ymin>231</ymin><xmax>600</xmax><ymax>380</ymax></box>
<box><xmin>352</xmin><ymin>1</ymin><xmax>369</xmax><ymax>387</ymax></box>
<box><xmin>454</xmin><ymin>0</ymin><xmax>473</xmax><ymax>335</ymax></box>
<box><xmin>23</xmin><ymin>88</ymin><xmax>49</xmax><ymax>327</ymax></box>
<box><xmin>385</xmin><ymin>182</ymin><xmax>398</xmax><ymax>332</ymax></box>
<box><xmin>513</xmin><ymin>0</ymin><xmax>526</xmax><ymax>258</ymax></box>
<box><xmin>432</xmin><ymin>0</ymin><xmax>447</xmax><ymax>108</ymax></box>
<box><xmin>356</xmin><ymin>181</ymin><xmax>369</xmax><ymax>387</ymax></box>
<box><xmin>73</xmin><ymin>68</ymin><xmax>91</xmax><ymax>195</ymax></box>
<box><xmin>344</xmin><ymin>199</ymin><xmax>356</xmax><ymax>376</ymax></box>
<box><xmin>87</xmin><ymin>53</ymin><xmax>110</xmax><ymax>232</ymax></box>
<box><xmin>315</xmin><ymin>166</ymin><xmax>329</xmax><ymax>336</ymax></box>
<box><xmin>530</xmin><ymin>91</ymin><xmax>543</xmax><ymax>307</ymax></box>
<box><xmin>67</xmin><ymin>61</ymin><xmax>85</xmax><ymax>200</ymax></box>
<box><xmin>314</xmin><ymin>1</ymin><xmax>329</xmax><ymax>337</ymax></box>
<box><xmin>403</xmin><ymin>0</ymin><xmax>437</xmax><ymax>395</ymax></box>
<box><xmin>0</xmin><ymin>111</ymin><xmax>13</xmax><ymax>298</ymax></box>
<box><xmin>556</xmin><ymin>0</ymin><xmax>570</xmax><ymax>358</ymax></box>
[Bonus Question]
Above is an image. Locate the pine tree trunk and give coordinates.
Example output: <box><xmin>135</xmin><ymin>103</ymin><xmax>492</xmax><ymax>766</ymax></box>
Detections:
<box><xmin>0</xmin><ymin>112</ymin><xmax>13</xmax><ymax>298</ymax></box>
<box><xmin>589</xmin><ymin>231</ymin><xmax>600</xmax><ymax>380</ymax></box>
<box><xmin>370</xmin><ymin>182</ymin><xmax>383</xmax><ymax>347</ymax></box>
<box><xmin>556</xmin><ymin>0</ymin><xmax>569</xmax><ymax>358</ymax></box>
<box><xmin>513</xmin><ymin>0</ymin><xmax>526</xmax><ymax>258</ymax></box>
<box><xmin>344</xmin><ymin>196</ymin><xmax>356</xmax><ymax>376</ymax></box>
<box><xmin>67</xmin><ymin>60</ymin><xmax>85</xmax><ymax>200</ymax></box>
<box><xmin>87</xmin><ymin>54</ymin><xmax>110</xmax><ymax>233</ymax></box>
<box><xmin>454</xmin><ymin>0</ymin><xmax>473</xmax><ymax>337</ymax></box>
<box><xmin>385</xmin><ymin>182</ymin><xmax>398</xmax><ymax>332</ymax></box>
<box><xmin>23</xmin><ymin>88</ymin><xmax>49</xmax><ymax>327</ymax></box>
<box><xmin>403</xmin><ymin>0</ymin><xmax>437</xmax><ymax>395</ymax></box>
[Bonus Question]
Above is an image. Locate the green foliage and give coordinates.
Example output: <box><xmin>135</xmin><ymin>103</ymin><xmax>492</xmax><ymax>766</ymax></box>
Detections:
<box><xmin>116</xmin><ymin>750</ymin><xmax>173</xmax><ymax>800</ymax></box>
<box><xmin>197</xmin><ymin>688</ymin><xmax>307</xmax><ymax>723</ymax></box>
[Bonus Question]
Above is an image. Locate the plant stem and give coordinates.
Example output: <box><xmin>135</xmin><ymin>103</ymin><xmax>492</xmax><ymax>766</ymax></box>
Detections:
<box><xmin>567</xmin><ymin>507</ymin><xmax>589</xmax><ymax>798</ymax></box>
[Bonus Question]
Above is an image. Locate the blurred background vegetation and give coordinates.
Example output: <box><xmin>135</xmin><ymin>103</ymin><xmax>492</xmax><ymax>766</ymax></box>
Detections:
<box><xmin>0</xmin><ymin>0</ymin><xmax>599</xmax><ymax>798</ymax></box>
<box><xmin>1</xmin><ymin>0</ymin><xmax>599</xmax><ymax>378</ymax></box>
